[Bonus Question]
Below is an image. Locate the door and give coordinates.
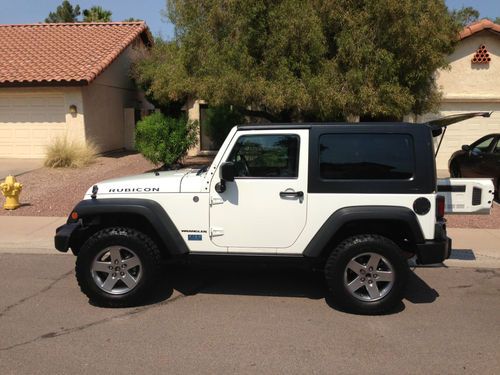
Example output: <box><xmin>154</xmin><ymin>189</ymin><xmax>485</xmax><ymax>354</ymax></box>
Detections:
<box><xmin>462</xmin><ymin>135</ymin><xmax>496</xmax><ymax>177</ymax></box>
<box><xmin>209</xmin><ymin>130</ymin><xmax>308</xmax><ymax>251</ymax></box>
<box><xmin>487</xmin><ymin>137</ymin><xmax>500</xmax><ymax>183</ymax></box>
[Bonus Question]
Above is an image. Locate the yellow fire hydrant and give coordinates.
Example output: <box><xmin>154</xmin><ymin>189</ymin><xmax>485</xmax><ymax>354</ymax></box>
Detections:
<box><xmin>0</xmin><ymin>175</ymin><xmax>23</xmax><ymax>210</ymax></box>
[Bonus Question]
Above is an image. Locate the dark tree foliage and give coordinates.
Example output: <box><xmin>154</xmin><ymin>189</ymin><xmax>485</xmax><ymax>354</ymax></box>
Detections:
<box><xmin>45</xmin><ymin>0</ymin><xmax>81</xmax><ymax>23</ymax></box>
<box><xmin>134</xmin><ymin>0</ymin><xmax>459</xmax><ymax>122</ymax></box>
<box><xmin>83</xmin><ymin>6</ymin><xmax>112</xmax><ymax>22</ymax></box>
<box><xmin>451</xmin><ymin>6</ymin><xmax>480</xmax><ymax>27</ymax></box>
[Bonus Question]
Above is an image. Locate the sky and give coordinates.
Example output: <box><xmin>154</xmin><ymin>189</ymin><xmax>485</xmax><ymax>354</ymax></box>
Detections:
<box><xmin>0</xmin><ymin>0</ymin><xmax>499</xmax><ymax>40</ymax></box>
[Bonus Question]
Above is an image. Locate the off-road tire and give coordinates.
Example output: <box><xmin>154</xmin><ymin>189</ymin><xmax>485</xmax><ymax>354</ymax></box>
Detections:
<box><xmin>324</xmin><ymin>235</ymin><xmax>409</xmax><ymax>314</ymax></box>
<box><xmin>76</xmin><ymin>227</ymin><xmax>162</xmax><ymax>307</ymax></box>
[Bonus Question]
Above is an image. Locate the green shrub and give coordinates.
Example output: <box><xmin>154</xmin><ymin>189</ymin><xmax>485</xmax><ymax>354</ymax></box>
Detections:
<box><xmin>135</xmin><ymin>112</ymin><xmax>197</xmax><ymax>166</ymax></box>
<box><xmin>44</xmin><ymin>137</ymin><xmax>97</xmax><ymax>168</ymax></box>
<box><xmin>205</xmin><ymin>105</ymin><xmax>244</xmax><ymax>149</ymax></box>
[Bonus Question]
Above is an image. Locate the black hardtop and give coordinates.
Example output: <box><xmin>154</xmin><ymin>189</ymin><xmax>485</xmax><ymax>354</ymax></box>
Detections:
<box><xmin>237</xmin><ymin>112</ymin><xmax>492</xmax><ymax>133</ymax></box>
<box><xmin>237</xmin><ymin>122</ymin><xmax>432</xmax><ymax>135</ymax></box>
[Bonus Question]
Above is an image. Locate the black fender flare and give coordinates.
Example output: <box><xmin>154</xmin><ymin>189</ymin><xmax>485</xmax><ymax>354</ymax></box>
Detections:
<box><xmin>302</xmin><ymin>206</ymin><xmax>425</xmax><ymax>258</ymax></box>
<box><xmin>67</xmin><ymin>198</ymin><xmax>189</xmax><ymax>255</ymax></box>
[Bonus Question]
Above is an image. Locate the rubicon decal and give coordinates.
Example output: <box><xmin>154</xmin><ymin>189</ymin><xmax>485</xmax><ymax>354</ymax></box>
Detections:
<box><xmin>108</xmin><ymin>187</ymin><xmax>160</xmax><ymax>193</ymax></box>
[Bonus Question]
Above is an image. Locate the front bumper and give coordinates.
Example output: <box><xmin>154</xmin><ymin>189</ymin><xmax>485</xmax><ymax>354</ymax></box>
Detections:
<box><xmin>415</xmin><ymin>222</ymin><xmax>452</xmax><ymax>264</ymax></box>
<box><xmin>54</xmin><ymin>223</ymin><xmax>81</xmax><ymax>253</ymax></box>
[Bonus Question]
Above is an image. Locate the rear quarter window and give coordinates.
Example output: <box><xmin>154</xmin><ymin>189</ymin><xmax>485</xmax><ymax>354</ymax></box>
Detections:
<box><xmin>319</xmin><ymin>134</ymin><xmax>415</xmax><ymax>180</ymax></box>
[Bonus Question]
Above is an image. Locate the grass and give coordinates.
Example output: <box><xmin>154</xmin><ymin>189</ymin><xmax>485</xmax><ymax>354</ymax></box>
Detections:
<box><xmin>44</xmin><ymin>137</ymin><xmax>97</xmax><ymax>168</ymax></box>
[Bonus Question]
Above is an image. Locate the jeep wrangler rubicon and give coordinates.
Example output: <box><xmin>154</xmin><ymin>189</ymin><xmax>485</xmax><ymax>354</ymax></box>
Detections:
<box><xmin>55</xmin><ymin>112</ymin><xmax>494</xmax><ymax>314</ymax></box>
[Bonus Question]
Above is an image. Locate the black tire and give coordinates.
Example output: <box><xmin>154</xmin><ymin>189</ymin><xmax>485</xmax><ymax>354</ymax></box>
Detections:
<box><xmin>450</xmin><ymin>161</ymin><xmax>461</xmax><ymax>178</ymax></box>
<box><xmin>76</xmin><ymin>227</ymin><xmax>162</xmax><ymax>307</ymax></box>
<box><xmin>324</xmin><ymin>235</ymin><xmax>409</xmax><ymax>314</ymax></box>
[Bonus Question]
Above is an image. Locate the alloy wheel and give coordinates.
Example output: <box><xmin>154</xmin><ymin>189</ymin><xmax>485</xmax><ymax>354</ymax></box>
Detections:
<box><xmin>343</xmin><ymin>252</ymin><xmax>395</xmax><ymax>302</ymax></box>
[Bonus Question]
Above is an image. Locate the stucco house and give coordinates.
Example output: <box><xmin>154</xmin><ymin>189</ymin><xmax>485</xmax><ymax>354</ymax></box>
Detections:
<box><xmin>416</xmin><ymin>19</ymin><xmax>500</xmax><ymax>170</ymax></box>
<box><xmin>0</xmin><ymin>22</ymin><xmax>153</xmax><ymax>158</ymax></box>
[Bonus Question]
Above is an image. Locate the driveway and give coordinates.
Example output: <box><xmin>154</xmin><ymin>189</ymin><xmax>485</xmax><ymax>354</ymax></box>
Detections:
<box><xmin>0</xmin><ymin>158</ymin><xmax>43</xmax><ymax>180</ymax></box>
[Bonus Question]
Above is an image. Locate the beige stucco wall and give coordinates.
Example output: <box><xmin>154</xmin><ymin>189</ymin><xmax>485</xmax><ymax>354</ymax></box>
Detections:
<box><xmin>419</xmin><ymin>31</ymin><xmax>500</xmax><ymax>170</ymax></box>
<box><xmin>437</xmin><ymin>32</ymin><xmax>500</xmax><ymax>100</ymax></box>
<box><xmin>0</xmin><ymin>86</ymin><xmax>85</xmax><ymax>158</ymax></box>
<box><xmin>186</xmin><ymin>98</ymin><xmax>203</xmax><ymax>156</ymax></box>
<box><xmin>81</xmin><ymin>40</ymin><xmax>153</xmax><ymax>153</ymax></box>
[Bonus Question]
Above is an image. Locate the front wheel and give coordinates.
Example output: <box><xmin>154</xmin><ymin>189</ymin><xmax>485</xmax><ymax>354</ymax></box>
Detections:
<box><xmin>76</xmin><ymin>227</ymin><xmax>162</xmax><ymax>307</ymax></box>
<box><xmin>324</xmin><ymin>235</ymin><xmax>409</xmax><ymax>314</ymax></box>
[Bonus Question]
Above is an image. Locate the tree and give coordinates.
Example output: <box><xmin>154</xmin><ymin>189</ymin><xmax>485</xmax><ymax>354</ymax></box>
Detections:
<box><xmin>123</xmin><ymin>17</ymin><xmax>142</xmax><ymax>22</ymax></box>
<box><xmin>134</xmin><ymin>0</ymin><xmax>458</xmax><ymax>122</ymax></box>
<box><xmin>451</xmin><ymin>6</ymin><xmax>480</xmax><ymax>27</ymax></box>
<box><xmin>83</xmin><ymin>6</ymin><xmax>112</xmax><ymax>22</ymax></box>
<box><xmin>494</xmin><ymin>17</ymin><xmax>500</xmax><ymax>25</ymax></box>
<box><xmin>45</xmin><ymin>0</ymin><xmax>81</xmax><ymax>23</ymax></box>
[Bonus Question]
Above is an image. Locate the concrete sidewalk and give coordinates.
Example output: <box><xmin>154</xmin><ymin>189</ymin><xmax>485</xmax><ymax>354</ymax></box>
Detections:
<box><xmin>0</xmin><ymin>216</ymin><xmax>498</xmax><ymax>267</ymax></box>
<box><xmin>0</xmin><ymin>216</ymin><xmax>66</xmax><ymax>254</ymax></box>
<box><xmin>0</xmin><ymin>158</ymin><xmax>44</xmax><ymax>179</ymax></box>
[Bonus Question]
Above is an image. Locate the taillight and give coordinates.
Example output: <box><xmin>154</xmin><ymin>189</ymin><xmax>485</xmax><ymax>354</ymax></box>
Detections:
<box><xmin>436</xmin><ymin>195</ymin><xmax>445</xmax><ymax>219</ymax></box>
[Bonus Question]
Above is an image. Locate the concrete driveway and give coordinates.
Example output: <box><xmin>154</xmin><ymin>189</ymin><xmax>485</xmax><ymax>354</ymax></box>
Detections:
<box><xmin>0</xmin><ymin>158</ymin><xmax>43</xmax><ymax>180</ymax></box>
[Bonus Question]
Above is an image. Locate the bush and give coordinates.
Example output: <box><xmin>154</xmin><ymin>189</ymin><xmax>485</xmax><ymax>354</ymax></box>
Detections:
<box><xmin>135</xmin><ymin>112</ymin><xmax>197</xmax><ymax>166</ymax></box>
<box><xmin>44</xmin><ymin>137</ymin><xmax>97</xmax><ymax>168</ymax></box>
<box><xmin>205</xmin><ymin>105</ymin><xmax>244</xmax><ymax>149</ymax></box>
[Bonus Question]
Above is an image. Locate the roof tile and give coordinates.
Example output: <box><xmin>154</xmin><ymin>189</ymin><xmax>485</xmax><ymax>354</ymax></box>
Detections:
<box><xmin>0</xmin><ymin>22</ymin><xmax>152</xmax><ymax>85</ymax></box>
<box><xmin>459</xmin><ymin>19</ymin><xmax>500</xmax><ymax>40</ymax></box>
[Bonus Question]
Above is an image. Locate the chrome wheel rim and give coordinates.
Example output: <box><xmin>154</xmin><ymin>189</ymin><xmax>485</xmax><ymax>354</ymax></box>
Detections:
<box><xmin>91</xmin><ymin>246</ymin><xmax>142</xmax><ymax>295</ymax></box>
<box><xmin>343</xmin><ymin>252</ymin><xmax>395</xmax><ymax>302</ymax></box>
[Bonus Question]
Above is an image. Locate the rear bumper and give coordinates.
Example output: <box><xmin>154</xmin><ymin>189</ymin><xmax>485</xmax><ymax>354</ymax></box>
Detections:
<box><xmin>54</xmin><ymin>223</ymin><xmax>81</xmax><ymax>253</ymax></box>
<box><xmin>416</xmin><ymin>222</ymin><xmax>451</xmax><ymax>264</ymax></box>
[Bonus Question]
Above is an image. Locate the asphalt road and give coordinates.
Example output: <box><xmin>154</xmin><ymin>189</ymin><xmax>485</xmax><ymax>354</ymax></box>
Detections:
<box><xmin>0</xmin><ymin>253</ymin><xmax>499</xmax><ymax>374</ymax></box>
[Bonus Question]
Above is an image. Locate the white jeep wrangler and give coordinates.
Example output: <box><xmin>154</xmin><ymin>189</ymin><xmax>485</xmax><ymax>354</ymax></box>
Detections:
<box><xmin>55</xmin><ymin>113</ymin><xmax>494</xmax><ymax>314</ymax></box>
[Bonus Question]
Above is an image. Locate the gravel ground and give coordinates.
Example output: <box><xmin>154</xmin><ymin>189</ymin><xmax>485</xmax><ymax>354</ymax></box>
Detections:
<box><xmin>0</xmin><ymin>152</ymin><xmax>213</xmax><ymax>217</ymax></box>
<box><xmin>446</xmin><ymin>201</ymin><xmax>500</xmax><ymax>229</ymax></box>
<box><xmin>2</xmin><ymin>153</ymin><xmax>498</xmax><ymax>229</ymax></box>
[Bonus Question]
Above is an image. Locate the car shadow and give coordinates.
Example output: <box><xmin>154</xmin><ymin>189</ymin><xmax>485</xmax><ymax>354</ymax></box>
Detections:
<box><xmin>141</xmin><ymin>264</ymin><xmax>439</xmax><ymax>315</ymax></box>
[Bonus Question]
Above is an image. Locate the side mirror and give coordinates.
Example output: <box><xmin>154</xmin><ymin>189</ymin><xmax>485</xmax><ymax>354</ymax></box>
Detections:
<box><xmin>219</xmin><ymin>162</ymin><xmax>235</xmax><ymax>182</ymax></box>
<box><xmin>215</xmin><ymin>162</ymin><xmax>235</xmax><ymax>194</ymax></box>
<box><xmin>462</xmin><ymin>145</ymin><xmax>471</xmax><ymax>152</ymax></box>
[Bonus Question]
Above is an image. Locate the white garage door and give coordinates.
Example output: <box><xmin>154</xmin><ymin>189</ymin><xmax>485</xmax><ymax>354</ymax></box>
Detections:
<box><xmin>0</xmin><ymin>94</ymin><xmax>67</xmax><ymax>158</ymax></box>
<box><xmin>421</xmin><ymin>102</ymin><xmax>500</xmax><ymax>170</ymax></box>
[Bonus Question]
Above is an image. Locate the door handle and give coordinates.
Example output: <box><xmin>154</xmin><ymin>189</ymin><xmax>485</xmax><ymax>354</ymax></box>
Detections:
<box><xmin>279</xmin><ymin>191</ymin><xmax>304</xmax><ymax>198</ymax></box>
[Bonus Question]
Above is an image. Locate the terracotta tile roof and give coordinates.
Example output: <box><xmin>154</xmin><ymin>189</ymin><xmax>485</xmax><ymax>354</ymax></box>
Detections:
<box><xmin>0</xmin><ymin>22</ymin><xmax>152</xmax><ymax>86</ymax></box>
<box><xmin>459</xmin><ymin>19</ymin><xmax>500</xmax><ymax>40</ymax></box>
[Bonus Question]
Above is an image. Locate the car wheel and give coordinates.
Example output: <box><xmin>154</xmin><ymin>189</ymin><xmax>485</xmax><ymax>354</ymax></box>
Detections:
<box><xmin>324</xmin><ymin>235</ymin><xmax>409</xmax><ymax>314</ymax></box>
<box><xmin>76</xmin><ymin>227</ymin><xmax>161</xmax><ymax>307</ymax></box>
<box><xmin>450</xmin><ymin>161</ymin><xmax>461</xmax><ymax>178</ymax></box>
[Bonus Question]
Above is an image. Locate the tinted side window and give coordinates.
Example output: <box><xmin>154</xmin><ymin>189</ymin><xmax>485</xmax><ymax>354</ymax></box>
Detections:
<box><xmin>494</xmin><ymin>139</ymin><xmax>500</xmax><ymax>154</ymax></box>
<box><xmin>228</xmin><ymin>135</ymin><xmax>299</xmax><ymax>178</ymax></box>
<box><xmin>319</xmin><ymin>134</ymin><xmax>414</xmax><ymax>180</ymax></box>
<box><xmin>472</xmin><ymin>136</ymin><xmax>494</xmax><ymax>152</ymax></box>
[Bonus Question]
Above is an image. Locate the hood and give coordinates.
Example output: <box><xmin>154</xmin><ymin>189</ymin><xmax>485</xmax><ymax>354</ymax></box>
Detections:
<box><xmin>84</xmin><ymin>168</ymin><xmax>206</xmax><ymax>197</ymax></box>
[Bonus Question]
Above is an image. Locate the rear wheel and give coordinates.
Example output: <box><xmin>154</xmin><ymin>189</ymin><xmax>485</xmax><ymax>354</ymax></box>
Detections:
<box><xmin>324</xmin><ymin>235</ymin><xmax>409</xmax><ymax>314</ymax></box>
<box><xmin>76</xmin><ymin>227</ymin><xmax>161</xmax><ymax>307</ymax></box>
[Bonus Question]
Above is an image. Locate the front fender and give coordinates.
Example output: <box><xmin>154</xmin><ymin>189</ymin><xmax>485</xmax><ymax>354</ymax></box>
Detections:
<box><xmin>57</xmin><ymin>198</ymin><xmax>189</xmax><ymax>256</ymax></box>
